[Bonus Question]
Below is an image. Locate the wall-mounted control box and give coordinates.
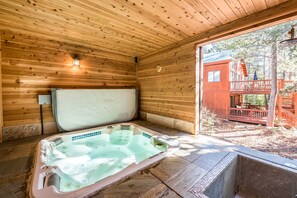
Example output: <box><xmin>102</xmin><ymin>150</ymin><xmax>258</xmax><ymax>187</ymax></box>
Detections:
<box><xmin>38</xmin><ymin>95</ymin><xmax>51</xmax><ymax>105</ymax></box>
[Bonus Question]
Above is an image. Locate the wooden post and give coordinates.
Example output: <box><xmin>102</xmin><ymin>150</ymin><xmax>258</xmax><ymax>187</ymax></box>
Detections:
<box><xmin>277</xmin><ymin>95</ymin><xmax>282</xmax><ymax>119</ymax></box>
<box><xmin>195</xmin><ymin>45</ymin><xmax>203</xmax><ymax>135</ymax></box>
<box><xmin>278</xmin><ymin>79</ymin><xmax>284</xmax><ymax>92</ymax></box>
<box><xmin>293</xmin><ymin>93</ymin><xmax>297</xmax><ymax>115</ymax></box>
<box><xmin>0</xmin><ymin>32</ymin><xmax>3</xmax><ymax>143</ymax></box>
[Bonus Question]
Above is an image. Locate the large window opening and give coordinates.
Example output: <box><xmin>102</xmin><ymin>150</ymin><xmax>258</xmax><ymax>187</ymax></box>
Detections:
<box><xmin>196</xmin><ymin>19</ymin><xmax>297</xmax><ymax>160</ymax></box>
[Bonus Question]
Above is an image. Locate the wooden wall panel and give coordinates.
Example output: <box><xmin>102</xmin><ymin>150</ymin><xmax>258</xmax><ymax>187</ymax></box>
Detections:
<box><xmin>137</xmin><ymin>43</ymin><xmax>196</xmax><ymax>132</ymax></box>
<box><xmin>0</xmin><ymin>32</ymin><xmax>2</xmax><ymax>143</ymax></box>
<box><xmin>1</xmin><ymin>30</ymin><xmax>136</xmax><ymax>141</ymax></box>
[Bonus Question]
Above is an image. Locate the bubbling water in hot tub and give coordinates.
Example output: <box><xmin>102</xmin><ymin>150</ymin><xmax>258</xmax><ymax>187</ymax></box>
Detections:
<box><xmin>45</xmin><ymin>130</ymin><xmax>162</xmax><ymax>192</ymax></box>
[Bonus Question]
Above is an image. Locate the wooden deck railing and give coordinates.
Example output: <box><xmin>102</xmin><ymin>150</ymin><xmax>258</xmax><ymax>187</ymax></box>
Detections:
<box><xmin>282</xmin><ymin>96</ymin><xmax>293</xmax><ymax>108</ymax></box>
<box><xmin>282</xmin><ymin>80</ymin><xmax>295</xmax><ymax>88</ymax></box>
<box><xmin>230</xmin><ymin>80</ymin><xmax>293</xmax><ymax>93</ymax></box>
<box><xmin>229</xmin><ymin>107</ymin><xmax>297</xmax><ymax>126</ymax></box>
<box><xmin>229</xmin><ymin>108</ymin><xmax>268</xmax><ymax>124</ymax></box>
<box><xmin>230</xmin><ymin>80</ymin><xmax>271</xmax><ymax>93</ymax></box>
<box><xmin>282</xmin><ymin>109</ymin><xmax>297</xmax><ymax>127</ymax></box>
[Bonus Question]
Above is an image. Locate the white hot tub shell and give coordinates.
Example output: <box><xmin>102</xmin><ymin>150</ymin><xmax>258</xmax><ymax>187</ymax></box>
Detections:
<box><xmin>30</xmin><ymin>123</ymin><xmax>179</xmax><ymax>198</ymax></box>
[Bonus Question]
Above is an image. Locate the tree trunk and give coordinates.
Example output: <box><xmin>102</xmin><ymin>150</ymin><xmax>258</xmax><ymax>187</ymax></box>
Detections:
<box><xmin>263</xmin><ymin>56</ymin><xmax>268</xmax><ymax>109</ymax></box>
<box><xmin>267</xmin><ymin>43</ymin><xmax>278</xmax><ymax>127</ymax></box>
<box><xmin>264</xmin><ymin>94</ymin><xmax>268</xmax><ymax>108</ymax></box>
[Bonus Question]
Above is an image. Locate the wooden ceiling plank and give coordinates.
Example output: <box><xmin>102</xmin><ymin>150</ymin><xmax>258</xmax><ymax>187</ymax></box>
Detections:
<box><xmin>123</xmin><ymin>0</ymin><xmax>194</xmax><ymax>35</ymax></box>
<box><xmin>105</xmin><ymin>1</ymin><xmax>198</xmax><ymax>38</ymax></box>
<box><xmin>0</xmin><ymin>1</ymin><xmax>167</xmax><ymax>51</ymax></box>
<box><xmin>126</xmin><ymin>0</ymin><xmax>202</xmax><ymax>36</ymax></box>
<box><xmin>208</xmin><ymin>0</ymin><xmax>239</xmax><ymax>21</ymax></box>
<box><xmin>197</xmin><ymin>0</ymin><xmax>231</xmax><ymax>23</ymax></box>
<box><xmin>105</xmin><ymin>22</ymin><xmax>172</xmax><ymax>47</ymax></box>
<box><xmin>251</xmin><ymin>0</ymin><xmax>268</xmax><ymax>11</ymax></box>
<box><xmin>0</xmin><ymin>0</ymin><xmax>173</xmax><ymax>55</ymax></box>
<box><xmin>170</xmin><ymin>0</ymin><xmax>215</xmax><ymax>29</ymax></box>
<box><xmin>69</xmin><ymin>3</ymin><xmax>180</xmax><ymax>44</ymax></box>
<box><xmin>183</xmin><ymin>0</ymin><xmax>223</xmax><ymax>26</ymax></box>
<box><xmin>0</xmin><ymin>21</ymin><xmax>148</xmax><ymax>56</ymax></box>
<box><xmin>0</xmin><ymin>12</ymin><xmax>153</xmax><ymax>55</ymax></box>
<box><xmin>45</xmin><ymin>0</ymin><xmax>180</xmax><ymax>42</ymax></box>
<box><xmin>0</xmin><ymin>24</ymin><xmax>140</xmax><ymax>58</ymax></box>
<box><xmin>150</xmin><ymin>0</ymin><xmax>205</xmax><ymax>35</ymax></box>
<box><xmin>0</xmin><ymin>23</ymin><xmax>147</xmax><ymax>57</ymax></box>
<box><xmin>265</xmin><ymin>0</ymin><xmax>281</xmax><ymax>7</ymax></box>
<box><xmin>37</xmin><ymin>3</ymin><xmax>169</xmax><ymax>48</ymax></box>
<box><xmin>225</xmin><ymin>0</ymin><xmax>247</xmax><ymax>18</ymax></box>
<box><xmin>96</xmin><ymin>0</ymin><xmax>189</xmax><ymax>39</ymax></box>
<box><xmin>239</xmin><ymin>0</ymin><xmax>257</xmax><ymax>15</ymax></box>
<box><xmin>0</xmin><ymin>0</ymin><xmax>293</xmax><ymax>57</ymax></box>
<box><xmin>61</xmin><ymin>1</ymin><xmax>176</xmax><ymax>42</ymax></box>
<box><xmin>84</xmin><ymin>0</ymin><xmax>185</xmax><ymax>40</ymax></box>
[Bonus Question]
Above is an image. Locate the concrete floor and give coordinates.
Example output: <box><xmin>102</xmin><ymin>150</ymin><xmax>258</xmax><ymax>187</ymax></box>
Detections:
<box><xmin>0</xmin><ymin>120</ymin><xmax>297</xmax><ymax>198</ymax></box>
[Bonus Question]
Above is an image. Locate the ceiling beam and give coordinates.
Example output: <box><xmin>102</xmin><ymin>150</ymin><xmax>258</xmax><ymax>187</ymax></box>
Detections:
<box><xmin>141</xmin><ymin>0</ymin><xmax>297</xmax><ymax>59</ymax></box>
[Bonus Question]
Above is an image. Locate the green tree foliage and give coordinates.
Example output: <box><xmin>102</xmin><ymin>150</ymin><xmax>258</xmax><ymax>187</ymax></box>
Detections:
<box><xmin>204</xmin><ymin>20</ymin><xmax>297</xmax><ymax>81</ymax></box>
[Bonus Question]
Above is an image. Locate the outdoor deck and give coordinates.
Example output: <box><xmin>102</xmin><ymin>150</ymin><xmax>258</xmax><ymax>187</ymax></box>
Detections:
<box><xmin>228</xmin><ymin>107</ymin><xmax>297</xmax><ymax>127</ymax></box>
<box><xmin>229</xmin><ymin>108</ymin><xmax>268</xmax><ymax>125</ymax></box>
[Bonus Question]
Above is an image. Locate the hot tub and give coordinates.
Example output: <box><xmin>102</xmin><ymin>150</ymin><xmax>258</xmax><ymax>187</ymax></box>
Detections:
<box><xmin>30</xmin><ymin>123</ymin><xmax>179</xmax><ymax>198</ymax></box>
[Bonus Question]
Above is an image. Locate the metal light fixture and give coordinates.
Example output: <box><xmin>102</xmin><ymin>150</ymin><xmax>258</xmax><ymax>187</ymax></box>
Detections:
<box><xmin>280</xmin><ymin>25</ymin><xmax>297</xmax><ymax>44</ymax></box>
<box><xmin>156</xmin><ymin>65</ymin><xmax>162</xmax><ymax>73</ymax></box>
<box><xmin>72</xmin><ymin>55</ymin><xmax>80</xmax><ymax>68</ymax></box>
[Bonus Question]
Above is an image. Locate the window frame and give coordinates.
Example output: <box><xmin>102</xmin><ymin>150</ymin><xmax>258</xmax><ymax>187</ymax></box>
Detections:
<box><xmin>208</xmin><ymin>70</ymin><xmax>220</xmax><ymax>82</ymax></box>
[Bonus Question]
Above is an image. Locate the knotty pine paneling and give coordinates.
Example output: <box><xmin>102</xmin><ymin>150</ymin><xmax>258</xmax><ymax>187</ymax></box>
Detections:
<box><xmin>0</xmin><ymin>0</ymin><xmax>291</xmax><ymax>57</ymax></box>
<box><xmin>1</xmin><ymin>30</ymin><xmax>136</xmax><ymax>141</ymax></box>
<box><xmin>137</xmin><ymin>43</ymin><xmax>196</xmax><ymax>126</ymax></box>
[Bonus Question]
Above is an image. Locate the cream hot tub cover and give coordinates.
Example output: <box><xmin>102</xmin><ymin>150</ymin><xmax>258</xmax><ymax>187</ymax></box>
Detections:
<box><xmin>51</xmin><ymin>89</ymin><xmax>137</xmax><ymax>131</ymax></box>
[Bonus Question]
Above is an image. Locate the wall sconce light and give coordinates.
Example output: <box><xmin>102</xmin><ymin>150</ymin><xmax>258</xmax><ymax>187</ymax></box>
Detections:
<box><xmin>156</xmin><ymin>65</ymin><xmax>162</xmax><ymax>73</ymax></box>
<box><xmin>72</xmin><ymin>55</ymin><xmax>80</xmax><ymax>69</ymax></box>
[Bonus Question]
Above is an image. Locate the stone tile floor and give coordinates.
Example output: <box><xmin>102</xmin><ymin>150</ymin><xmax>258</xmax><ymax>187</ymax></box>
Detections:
<box><xmin>0</xmin><ymin>120</ymin><xmax>297</xmax><ymax>198</ymax></box>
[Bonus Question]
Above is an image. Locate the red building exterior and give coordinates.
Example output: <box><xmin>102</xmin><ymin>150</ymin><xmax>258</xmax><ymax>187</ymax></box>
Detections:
<box><xmin>203</xmin><ymin>60</ymin><xmax>231</xmax><ymax>119</ymax></box>
<box><xmin>203</xmin><ymin>57</ymin><xmax>297</xmax><ymax>127</ymax></box>
<box><xmin>203</xmin><ymin>59</ymin><xmax>247</xmax><ymax>119</ymax></box>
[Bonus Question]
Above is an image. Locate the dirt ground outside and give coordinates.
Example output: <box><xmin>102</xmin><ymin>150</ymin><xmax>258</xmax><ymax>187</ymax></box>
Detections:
<box><xmin>203</xmin><ymin>119</ymin><xmax>297</xmax><ymax>160</ymax></box>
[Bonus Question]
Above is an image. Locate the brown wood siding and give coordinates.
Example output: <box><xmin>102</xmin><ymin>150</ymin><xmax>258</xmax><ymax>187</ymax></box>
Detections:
<box><xmin>203</xmin><ymin>60</ymin><xmax>230</xmax><ymax>119</ymax></box>
<box><xmin>1</xmin><ymin>30</ymin><xmax>136</xmax><ymax>132</ymax></box>
<box><xmin>137</xmin><ymin>43</ymin><xmax>196</xmax><ymax>124</ymax></box>
<box><xmin>0</xmin><ymin>32</ymin><xmax>2</xmax><ymax>142</ymax></box>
